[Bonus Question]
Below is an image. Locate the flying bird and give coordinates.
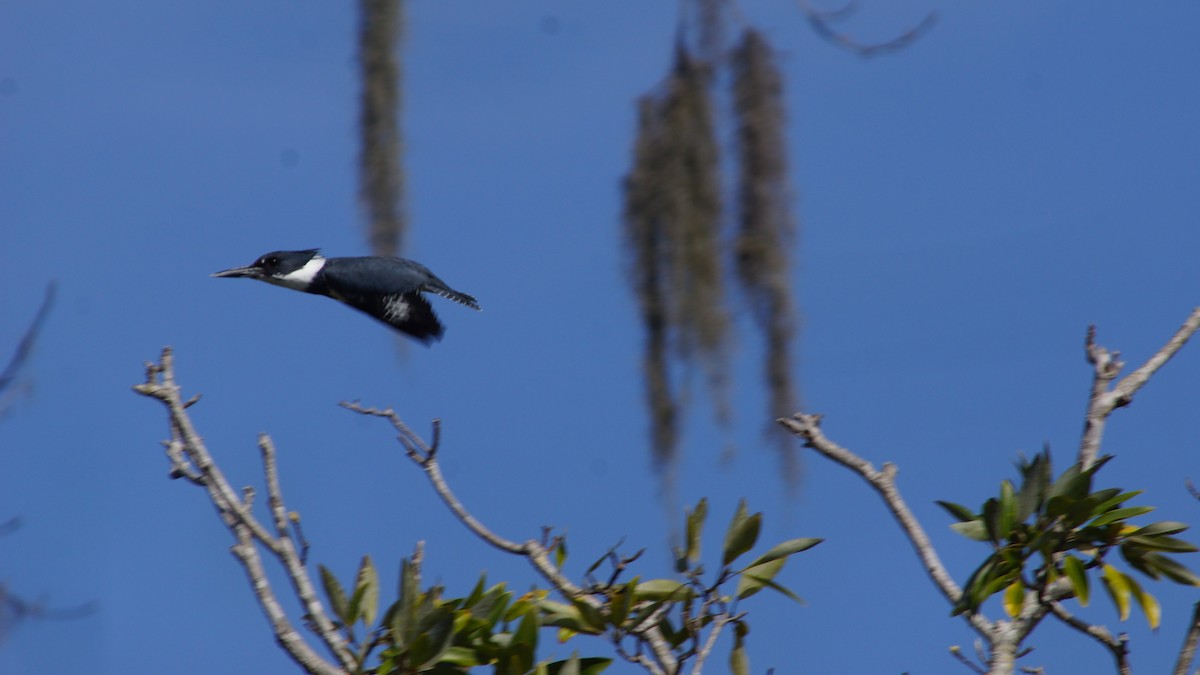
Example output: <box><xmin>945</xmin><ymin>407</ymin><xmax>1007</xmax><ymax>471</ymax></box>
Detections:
<box><xmin>213</xmin><ymin>249</ymin><xmax>480</xmax><ymax>344</ymax></box>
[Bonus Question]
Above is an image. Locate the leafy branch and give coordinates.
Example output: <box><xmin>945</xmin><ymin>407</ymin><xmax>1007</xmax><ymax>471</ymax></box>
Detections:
<box><xmin>133</xmin><ymin>348</ymin><xmax>821</xmax><ymax>674</ymax></box>
<box><xmin>780</xmin><ymin>306</ymin><xmax>1200</xmax><ymax>675</ymax></box>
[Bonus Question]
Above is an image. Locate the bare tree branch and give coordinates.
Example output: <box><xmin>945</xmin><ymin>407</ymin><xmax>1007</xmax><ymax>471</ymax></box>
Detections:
<box><xmin>689</xmin><ymin>613</ymin><xmax>731</xmax><ymax>675</ymax></box>
<box><xmin>0</xmin><ymin>282</ymin><xmax>56</xmax><ymax>417</ymax></box>
<box><xmin>797</xmin><ymin>0</ymin><xmax>936</xmax><ymax>57</ymax></box>
<box><xmin>1046</xmin><ymin>601</ymin><xmax>1130</xmax><ymax>675</ymax></box>
<box><xmin>133</xmin><ymin>347</ymin><xmax>353</xmax><ymax>674</ymax></box>
<box><xmin>1078</xmin><ymin>307</ymin><xmax>1200</xmax><ymax>468</ymax></box>
<box><xmin>778</xmin><ymin>308</ymin><xmax>1200</xmax><ymax>673</ymax></box>
<box><xmin>339</xmin><ymin>400</ymin><xmax>679</xmax><ymax>675</ymax></box>
<box><xmin>949</xmin><ymin>644</ymin><xmax>987</xmax><ymax>675</ymax></box>
<box><xmin>777</xmin><ymin>415</ymin><xmax>972</xmax><ymax>614</ymax></box>
<box><xmin>1173</xmin><ymin>601</ymin><xmax>1200</xmax><ymax>675</ymax></box>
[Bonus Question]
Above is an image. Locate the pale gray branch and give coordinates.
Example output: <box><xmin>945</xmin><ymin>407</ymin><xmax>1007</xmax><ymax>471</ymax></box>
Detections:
<box><xmin>340</xmin><ymin>400</ymin><xmax>679</xmax><ymax>674</ymax></box>
<box><xmin>1047</xmin><ymin>601</ymin><xmax>1130</xmax><ymax>675</ymax></box>
<box><xmin>1078</xmin><ymin>307</ymin><xmax>1200</xmax><ymax>468</ymax></box>
<box><xmin>231</xmin><ymin>522</ymin><xmax>343</xmax><ymax>675</ymax></box>
<box><xmin>1172</xmin><ymin>601</ymin><xmax>1200</xmax><ymax>675</ymax></box>
<box><xmin>777</xmin><ymin>414</ymin><xmax>999</xmax><ymax>646</ymax></box>
<box><xmin>778</xmin><ymin>416</ymin><xmax>961</xmax><ymax>604</ymax></box>
<box><xmin>690</xmin><ymin>614</ymin><xmax>731</xmax><ymax>675</ymax></box>
<box><xmin>134</xmin><ymin>347</ymin><xmax>354</xmax><ymax>673</ymax></box>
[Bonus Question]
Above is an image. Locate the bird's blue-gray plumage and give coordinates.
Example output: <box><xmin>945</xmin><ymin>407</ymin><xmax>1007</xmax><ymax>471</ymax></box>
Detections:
<box><xmin>213</xmin><ymin>249</ymin><xmax>479</xmax><ymax>344</ymax></box>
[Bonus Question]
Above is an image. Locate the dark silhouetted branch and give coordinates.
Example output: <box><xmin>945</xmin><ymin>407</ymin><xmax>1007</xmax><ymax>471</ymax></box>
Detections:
<box><xmin>798</xmin><ymin>0</ymin><xmax>936</xmax><ymax>57</ymax></box>
<box><xmin>0</xmin><ymin>282</ymin><xmax>56</xmax><ymax>416</ymax></box>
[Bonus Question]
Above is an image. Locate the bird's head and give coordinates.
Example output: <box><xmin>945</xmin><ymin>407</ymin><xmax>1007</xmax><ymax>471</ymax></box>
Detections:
<box><xmin>212</xmin><ymin>249</ymin><xmax>325</xmax><ymax>290</ymax></box>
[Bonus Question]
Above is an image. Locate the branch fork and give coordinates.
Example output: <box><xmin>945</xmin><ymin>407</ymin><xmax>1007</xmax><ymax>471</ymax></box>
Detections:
<box><xmin>779</xmin><ymin>307</ymin><xmax>1200</xmax><ymax>675</ymax></box>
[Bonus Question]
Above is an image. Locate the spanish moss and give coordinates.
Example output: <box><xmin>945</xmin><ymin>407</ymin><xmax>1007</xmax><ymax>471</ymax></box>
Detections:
<box><xmin>733</xmin><ymin>28</ymin><xmax>801</xmax><ymax>485</ymax></box>
<box><xmin>358</xmin><ymin>0</ymin><xmax>406</xmax><ymax>257</ymax></box>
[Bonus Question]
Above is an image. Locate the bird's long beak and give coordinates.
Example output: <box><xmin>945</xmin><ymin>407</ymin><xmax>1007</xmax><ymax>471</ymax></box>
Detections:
<box><xmin>211</xmin><ymin>265</ymin><xmax>262</xmax><ymax>279</ymax></box>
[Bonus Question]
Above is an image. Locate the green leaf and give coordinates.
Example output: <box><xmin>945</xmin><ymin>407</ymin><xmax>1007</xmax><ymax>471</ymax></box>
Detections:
<box><xmin>1120</xmin><ymin>545</ymin><xmax>1159</xmax><ymax>580</ymax></box>
<box><xmin>353</xmin><ymin>555</ymin><xmax>380</xmax><ymax>626</ymax></box>
<box><xmin>686</xmin><ymin>498</ymin><xmax>708</xmax><ymax>565</ymax></box>
<box><xmin>982</xmin><ymin>497</ymin><xmax>1001</xmax><ymax>543</ymax></box>
<box><xmin>736</xmin><ymin>558</ymin><xmax>785</xmax><ymax>600</ymax></box>
<box><xmin>546</xmin><ymin>656</ymin><xmax>612</xmax><ymax>675</ymax></box>
<box><xmin>1015</xmin><ymin>452</ymin><xmax>1051</xmax><ymax>521</ymax></box>
<box><xmin>744</xmin><ymin>538</ymin><xmax>822</xmax><ymax>568</ymax></box>
<box><xmin>484</xmin><ymin>589</ymin><xmax>513</xmax><ymax>630</ymax></box>
<box><xmin>625</xmin><ymin>598</ymin><xmax>668</xmax><ymax>633</ymax></box>
<box><xmin>1092</xmin><ymin>490</ymin><xmax>1144</xmax><ymax>515</ymax></box>
<box><xmin>657</xmin><ymin>616</ymin><xmax>687</xmax><ymax>648</ymax></box>
<box><xmin>538</xmin><ymin>599</ymin><xmax>591</xmax><ymax>634</ymax></box>
<box><xmin>609</xmin><ymin>577</ymin><xmax>638</xmax><ymax>628</ymax></box>
<box><xmin>438</xmin><ymin>645</ymin><xmax>483</xmax><ymax>667</ymax></box>
<box><xmin>756</xmin><ymin>576</ymin><xmax>805</xmax><ymax>604</ymax></box>
<box><xmin>319</xmin><ymin>564</ymin><xmax>350</xmax><ymax>626</ymax></box>
<box><xmin>1126</xmin><ymin>535</ymin><xmax>1199</xmax><ymax>553</ymax></box>
<box><xmin>936</xmin><ymin>500</ymin><xmax>977</xmax><ymax>523</ymax></box>
<box><xmin>555</xmin><ymin>653</ymin><xmax>580</xmax><ymax>675</ymax></box>
<box><xmin>1122</xmin><ymin>573</ymin><xmax>1162</xmax><ymax>630</ymax></box>
<box><xmin>469</xmin><ymin>584</ymin><xmax>510</xmax><ymax>625</ymax></box>
<box><xmin>1090</xmin><ymin>506</ymin><xmax>1155</xmax><ymax>528</ymax></box>
<box><xmin>1002</xmin><ymin>579</ymin><xmax>1025</xmax><ymax>618</ymax></box>
<box><xmin>1133</xmin><ymin>521</ymin><xmax>1190</xmax><ymax>537</ymax></box>
<box><xmin>1101</xmin><ymin>563</ymin><xmax>1131</xmax><ymax>621</ymax></box>
<box><xmin>953</xmin><ymin>556</ymin><xmax>999</xmax><ymax>616</ymax></box>
<box><xmin>1062</xmin><ymin>555</ymin><xmax>1089</xmax><ymax>606</ymax></box>
<box><xmin>722</xmin><ymin>500</ymin><xmax>762</xmax><ymax>566</ymax></box>
<box><xmin>570</xmin><ymin>599</ymin><xmax>606</xmax><ymax>634</ymax></box>
<box><xmin>998</xmin><ymin>480</ymin><xmax>1017</xmax><ymax>535</ymax></box>
<box><xmin>514</xmin><ymin>607</ymin><xmax>540</xmax><ymax>648</ymax></box>
<box><xmin>949</xmin><ymin>519</ymin><xmax>989</xmax><ymax>542</ymax></box>
<box><xmin>464</xmin><ymin>574</ymin><xmax>487</xmax><ymax>607</ymax></box>
<box><xmin>730</xmin><ymin>621</ymin><xmax>749</xmax><ymax>675</ymax></box>
<box><xmin>392</xmin><ymin>557</ymin><xmax>419</xmax><ymax>644</ymax></box>
<box><xmin>1143</xmin><ymin>553</ymin><xmax>1200</xmax><ymax>586</ymax></box>
<box><xmin>506</xmin><ymin>609</ymin><xmax>539</xmax><ymax>675</ymax></box>
<box><xmin>1048</xmin><ymin>458</ymin><xmax>1102</xmax><ymax>505</ymax></box>
<box><xmin>555</xmin><ymin>539</ymin><xmax>568</xmax><ymax>569</ymax></box>
<box><xmin>413</xmin><ymin>605</ymin><xmax>457</xmax><ymax>669</ymax></box>
<box><xmin>634</xmin><ymin>579</ymin><xmax>694</xmax><ymax>601</ymax></box>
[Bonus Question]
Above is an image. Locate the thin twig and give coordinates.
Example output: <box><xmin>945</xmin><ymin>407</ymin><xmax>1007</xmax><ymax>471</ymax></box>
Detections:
<box><xmin>339</xmin><ymin>402</ymin><xmax>526</xmax><ymax>555</ymax></box>
<box><xmin>797</xmin><ymin>0</ymin><xmax>936</xmax><ymax>57</ymax></box>
<box><xmin>0</xmin><ymin>282</ymin><xmax>56</xmax><ymax>416</ymax></box>
<box><xmin>778</xmin><ymin>418</ymin><xmax>967</xmax><ymax>609</ymax></box>
<box><xmin>777</xmin><ymin>413</ymin><xmax>1000</xmax><ymax>654</ymax></box>
<box><xmin>949</xmin><ymin>645</ymin><xmax>986</xmax><ymax>675</ymax></box>
<box><xmin>1047</xmin><ymin>601</ymin><xmax>1130</xmax><ymax>675</ymax></box>
<box><xmin>341</xmin><ymin>400</ymin><xmax>680</xmax><ymax>675</ymax></box>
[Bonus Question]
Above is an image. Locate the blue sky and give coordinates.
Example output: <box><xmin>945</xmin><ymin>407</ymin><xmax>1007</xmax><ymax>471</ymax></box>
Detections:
<box><xmin>3</xmin><ymin>2</ymin><xmax>1200</xmax><ymax>673</ymax></box>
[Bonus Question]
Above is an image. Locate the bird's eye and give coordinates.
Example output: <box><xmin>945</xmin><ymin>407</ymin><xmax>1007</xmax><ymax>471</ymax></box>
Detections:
<box><xmin>265</xmin><ymin>257</ymin><xmax>279</xmax><ymax>266</ymax></box>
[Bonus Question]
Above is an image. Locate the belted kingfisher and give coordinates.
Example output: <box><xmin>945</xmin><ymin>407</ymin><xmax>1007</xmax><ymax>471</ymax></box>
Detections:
<box><xmin>213</xmin><ymin>249</ymin><xmax>480</xmax><ymax>344</ymax></box>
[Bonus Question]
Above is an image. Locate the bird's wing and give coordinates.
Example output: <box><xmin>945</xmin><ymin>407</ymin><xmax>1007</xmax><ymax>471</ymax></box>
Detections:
<box><xmin>320</xmin><ymin>261</ymin><xmax>446</xmax><ymax>343</ymax></box>
<box><xmin>334</xmin><ymin>289</ymin><xmax>445</xmax><ymax>344</ymax></box>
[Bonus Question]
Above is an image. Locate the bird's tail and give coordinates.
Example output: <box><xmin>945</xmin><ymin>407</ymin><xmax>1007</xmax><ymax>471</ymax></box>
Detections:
<box><xmin>426</xmin><ymin>284</ymin><xmax>481</xmax><ymax>311</ymax></box>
